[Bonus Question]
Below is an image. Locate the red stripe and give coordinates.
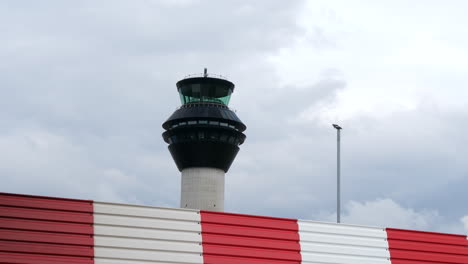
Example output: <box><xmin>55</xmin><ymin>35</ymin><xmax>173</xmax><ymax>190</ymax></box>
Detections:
<box><xmin>202</xmin><ymin>233</ymin><xmax>300</xmax><ymax>251</ymax></box>
<box><xmin>387</xmin><ymin>228</ymin><xmax>468</xmax><ymax>245</ymax></box>
<box><xmin>203</xmin><ymin>244</ymin><xmax>301</xmax><ymax>261</ymax></box>
<box><xmin>0</xmin><ymin>229</ymin><xmax>93</xmax><ymax>245</ymax></box>
<box><xmin>0</xmin><ymin>252</ymin><xmax>93</xmax><ymax>264</ymax></box>
<box><xmin>0</xmin><ymin>217</ymin><xmax>93</xmax><ymax>234</ymax></box>
<box><xmin>201</xmin><ymin>211</ymin><xmax>300</xmax><ymax>264</ymax></box>
<box><xmin>0</xmin><ymin>206</ymin><xmax>93</xmax><ymax>223</ymax></box>
<box><xmin>0</xmin><ymin>193</ymin><xmax>94</xmax><ymax>264</ymax></box>
<box><xmin>202</xmin><ymin>211</ymin><xmax>299</xmax><ymax>230</ymax></box>
<box><xmin>389</xmin><ymin>239</ymin><xmax>467</xmax><ymax>255</ymax></box>
<box><xmin>0</xmin><ymin>240</ymin><xmax>93</xmax><ymax>257</ymax></box>
<box><xmin>202</xmin><ymin>223</ymin><xmax>299</xmax><ymax>240</ymax></box>
<box><xmin>204</xmin><ymin>255</ymin><xmax>300</xmax><ymax>264</ymax></box>
<box><xmin>387</xmin><ymin>228</ymin><xmax>468</xmax><ymax>264</ymax></box>
<box><xmin>389</xmin><ymin>248</ymin><xmax>468</xmax><ymax>264</ymax></box>
<box><xmin>0</xmin><ymin>193</ymin><xmax>92</xmax><ymax>212</ymax></box>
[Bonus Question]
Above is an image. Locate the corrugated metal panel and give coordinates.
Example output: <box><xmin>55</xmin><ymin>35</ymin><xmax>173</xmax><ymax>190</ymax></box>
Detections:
<box><xmin>93</xmin><ymin>202</ymin><xmax>203</xmax><ymax>264</ymax></box>
<box><xmin>200</xmin><ymin>211</ymin><xmax>301</xmax><ymax>264</ymax></box>
<box><xmin>298</xmin><ymin>220</ymin><xmax>391</xmax><ymax>264</ymax></box>
<box><xmin>0</xmin><ymin>252</ymin><xmax>93</xmax><ymax>264</ymax></box>
<box><xmin>3</xmin><ymin>192</ymin><xmax>468</xmax><ymax>264</ymax></box>
<box><xmin>386</xmin><ymin>228</ymin><xmax>468</xmax><ymax>264</ymax></box>
<box><xmin>0</xmin><ymin>192</ymin><xmax>94</xmax><ymax>264</ymax></box>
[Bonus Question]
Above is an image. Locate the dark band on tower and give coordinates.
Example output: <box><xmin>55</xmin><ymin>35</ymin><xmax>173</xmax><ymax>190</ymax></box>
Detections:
<box><xmin>162</xmin><ymin>69</ymin><xmax>246</xmax><ymax>211</ymax></box>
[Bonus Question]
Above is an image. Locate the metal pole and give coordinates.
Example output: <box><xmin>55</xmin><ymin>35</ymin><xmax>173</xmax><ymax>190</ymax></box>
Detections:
<box><xmin>332</xmin><ymin>123</ymin><xmax>342</xmax><ymax>223</ymax></box>
<box><xmin>337</xmin><ymin>128</ymin><xmax>341</xmax><ymax>223</ymax></box>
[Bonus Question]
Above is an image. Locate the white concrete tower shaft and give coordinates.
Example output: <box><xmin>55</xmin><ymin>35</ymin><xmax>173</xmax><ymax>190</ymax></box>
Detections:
<box><xmin>180</xmin><ymin>167</ymin><xmax>225</xmax><ymax>211</ymax></box>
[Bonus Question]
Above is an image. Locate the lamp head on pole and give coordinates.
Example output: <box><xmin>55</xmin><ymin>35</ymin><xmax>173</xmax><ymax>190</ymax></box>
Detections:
<box><xmin>332</xmin><ymin>124</ymin><xmax>342</xmax><ymax>130</ymax></box>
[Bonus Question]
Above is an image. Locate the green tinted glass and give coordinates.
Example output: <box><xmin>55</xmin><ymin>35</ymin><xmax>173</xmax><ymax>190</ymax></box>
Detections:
<box><xmin>179</xmin><ymin>93</ymin><xmax>232</xmax><ymax>105</ymax></box>
<box><xmin>178</xmin><ymin>83</ymin><xmax>232</xmax><ymax>105</ymax></box>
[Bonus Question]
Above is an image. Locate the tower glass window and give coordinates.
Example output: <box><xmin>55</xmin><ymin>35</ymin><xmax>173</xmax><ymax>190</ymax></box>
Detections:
<box><xmin>177</xmin><ymin>78</ymin><xmax>234</xmax><ymax>105</ymax></box>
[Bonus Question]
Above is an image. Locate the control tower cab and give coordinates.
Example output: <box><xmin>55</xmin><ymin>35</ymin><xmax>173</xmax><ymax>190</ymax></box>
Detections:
<box><xmin>162</xmin><ymin>69</ymin><xmax>246</xmax><ymax>211</ymax></box>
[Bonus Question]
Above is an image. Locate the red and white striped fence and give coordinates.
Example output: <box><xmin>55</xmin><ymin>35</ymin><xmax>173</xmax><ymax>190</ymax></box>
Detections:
<box><xmin>1</xmin><ymin>192</ymin><xmax>467</xmax><ymax>264</ymax></box>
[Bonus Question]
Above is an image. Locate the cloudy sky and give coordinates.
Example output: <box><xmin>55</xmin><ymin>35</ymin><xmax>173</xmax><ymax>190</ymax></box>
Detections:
<box><xmin>2</xmin><ymin>0</ymin><xmax>467</xmax><ymax>234</ymax></box>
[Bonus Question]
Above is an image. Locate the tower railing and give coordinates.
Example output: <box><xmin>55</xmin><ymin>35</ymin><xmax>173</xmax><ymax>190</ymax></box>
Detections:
<box><xmin>182</xmin><ymin>73</ymin><xmax>229</xmax><ymax>80</ymax></box>
<box><xmin>175</xmin><ymin>102</ymin><xmax>237</xmax><ymax>112</ymax></box>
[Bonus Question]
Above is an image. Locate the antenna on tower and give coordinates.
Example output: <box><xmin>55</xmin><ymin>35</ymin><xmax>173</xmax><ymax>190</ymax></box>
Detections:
<box><xmin>203</xmin><ymin>68</ymin><xmax>208</xmax><ymax>77</ymax></box>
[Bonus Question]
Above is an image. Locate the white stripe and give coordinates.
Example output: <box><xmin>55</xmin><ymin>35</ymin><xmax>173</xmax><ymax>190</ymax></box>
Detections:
<box><xmin>299</xmin><ymin>220</ymin><xmax>390</xmax><ymax>264</ymax></box>
<box><xmin>95</xmin><ymin>236</ymin><xmax>202</xmax><ymax>253</ymax></box>
<box><xmin>95</xmin><ymin>224</ymin><xmax>201</xmax><ymax>242</ymax></box>
<box><xmin>94</xmin><ymin>213</ymin><xmax>199</xmax><ymax>231</ymax></box>
<box><xmin>301</xmin><ymin>252</ymin><xmax>390</xmax><ymax>264</ymax></box>
<box><xmin>95</xmin><ymin>247</ymin><xmax>202</xmax><ymax>263</ymax></box>
<box><xmin>95</xmin><ymin>258</ymin><xmax>200</xmax><ymax>264</ymax></box>
<box><xmin>94</xmin><ymin>202</ymin><xmax>202</xmax><ymax>264</ymax></box>
<box><xmin>94</xmin><ymin>202</ymin><xmax>200</xmax><ymax>221</ymax></box>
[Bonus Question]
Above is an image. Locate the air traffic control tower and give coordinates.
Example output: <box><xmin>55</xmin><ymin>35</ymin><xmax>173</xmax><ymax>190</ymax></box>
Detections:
<box><xmin>162</xmin><ymin>69</ymin><xmax>246</xmax><ymax>212</ymax></box>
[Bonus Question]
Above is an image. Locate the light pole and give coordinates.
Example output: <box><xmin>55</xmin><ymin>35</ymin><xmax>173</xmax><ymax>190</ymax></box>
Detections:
<box><xmin>332</xmin><ymin>124</ymin><xmax>342</xmax><ymax>223</ymax></box>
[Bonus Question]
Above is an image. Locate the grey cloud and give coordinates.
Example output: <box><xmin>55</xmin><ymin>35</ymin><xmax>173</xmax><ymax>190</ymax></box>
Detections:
<box><xmin>0</xmin><ymin>0</ymin><xmax>306</xmax><ymax>209</ymax></box>
<box><xmin>1</xmin><ymin>0</ymin><xmax>467</xmax><ymax>235</ymax></box>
